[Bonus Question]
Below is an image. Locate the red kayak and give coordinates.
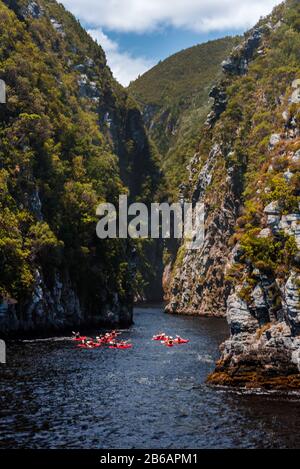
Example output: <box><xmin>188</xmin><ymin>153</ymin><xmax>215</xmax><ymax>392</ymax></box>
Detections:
<box><xmin>164</xmin><ymin>341</ymin><xmax>175</xmax><ymax>347</ymax></box>
<box><xmin>77</xmin><ymin>341</ymin><xmax>101</xmax><ymax>349</ymax></box>
<box><xmin>174</xmin><ymin>338</ymin><xmax>189</xmax><ymax>345</ymax></box>
<box><xmin>73</xmin><ymin>336</ymin><xmax>87</xmax><ymax>342</ymax></box>
<box><xmin>152</xmin><ymin>334</ymin><xmax>167</xmax><ymax>341</ymax></box>
<box><xmin>109</xmin><ymin>343</ymin><xmax>132</xmax><ymax>350</ymax></box>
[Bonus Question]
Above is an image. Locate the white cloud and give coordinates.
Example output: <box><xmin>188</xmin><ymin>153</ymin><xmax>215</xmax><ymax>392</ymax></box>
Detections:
<box><xmin>62</xmin><ymin>0</ymin><xmax>283</xmax><ymax>85</ymax></box>
<box><xmin>88</xmin><ymin>29</ymin><xmax>154</xmax><ymax>86</ymax></box>
<box><xmin>62</xmin><ymin>0</ymin><xmax>282</xmax><ymax>33</ymax></box>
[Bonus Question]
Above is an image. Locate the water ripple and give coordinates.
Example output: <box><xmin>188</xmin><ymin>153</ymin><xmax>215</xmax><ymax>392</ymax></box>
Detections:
<box><xmin>1</xmin><ymin>307</ymin><xmax>300</xmax><ymax>448</ymax></box>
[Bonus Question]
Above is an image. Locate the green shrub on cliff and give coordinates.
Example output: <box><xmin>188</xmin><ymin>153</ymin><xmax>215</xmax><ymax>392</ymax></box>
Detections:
<box><xmin>167</xmin><ymin>0</ymin><xmax>300</xmax><ymax>314</ymax></box>
<box><xmin>0</xmin><ymin>0</ymin><xmax>159</xmax><ymax>314</ymax></box>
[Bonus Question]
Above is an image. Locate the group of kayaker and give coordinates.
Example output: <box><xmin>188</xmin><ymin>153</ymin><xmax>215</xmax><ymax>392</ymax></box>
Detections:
<box><xmin>152</xmin><ymin>332</ymin><xmax>189</xmax><ymax>347</ymax></box>
<box><xmin>72</xmin><ymin>330</ymin><xmax>132</xmax><ymax>349</ymax></box>
<box><xmin>72</xmin><ymin>330</ymin><xmax>189</xmax><ymax>350</ymax></box>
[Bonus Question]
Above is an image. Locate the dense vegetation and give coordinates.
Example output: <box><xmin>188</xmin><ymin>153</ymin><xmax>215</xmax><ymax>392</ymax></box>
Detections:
<box><xmin>168</xmin><ymin>0</ymin><xmax>300</xmax><ymax>315</ymax></box>
<box><xmin>211</xmin><ymin>0</ymin><xmax>300</xmax><ymax>300</ymax></box>
<box><xmin>0</xmin><ymin>0</ymin><xmax>160</xmax><ymax>323</ymax></box>
<box><xmin>2</xmin><ymin>0</ymin><xmax>299</xmax><ymax>338</ymax></box>
<box><xmin>129</xmin><ymin>37</ymin><xmax>239</xmax><ymax>199</ymax></box>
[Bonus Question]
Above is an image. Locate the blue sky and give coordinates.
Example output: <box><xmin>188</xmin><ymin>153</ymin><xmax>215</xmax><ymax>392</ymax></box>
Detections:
<box><xmin>61</xmin><ymin>0</ymin><xmax>282</xmax><ymax>86</ymax></box>
<box><xmin>107</xmin><ymin>27</ymin><xmax>239</xmax><ymax>65</ymax></box>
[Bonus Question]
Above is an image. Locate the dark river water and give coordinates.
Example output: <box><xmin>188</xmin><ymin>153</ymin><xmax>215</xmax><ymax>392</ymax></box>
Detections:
<box><xmin>1</xmin><ymin>306</ymin><xmax>300</xmax><ymax>449</ymax></box>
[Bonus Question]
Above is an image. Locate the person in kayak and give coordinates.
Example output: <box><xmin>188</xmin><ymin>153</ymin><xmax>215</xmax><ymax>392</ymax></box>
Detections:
<box><xmin>109</xmin><ymin>341</ymin><xmax>132</xmax><ymax>349</ymax></box>
<box><xmin>165</xmin><ymin>338</ymin><xmax>174</xmax><ymax>347</ymax></box>
<box><xmin>86</xmin><ymin>340</ymin><xmax>95</xmax><ymax>348</ymax></box>
<box><xmin>72</xmin><ymin>331</ymin><xmax>81</xmax><ymax>339</ymax></box>
<box><xmin>99</xmin><ymin>334</ymin><xmax>107</xmax><ymax>344</ymax></box>
<box><xmin>153</xmin><ymin>332</ymin><xmax>167</xmax><ymax>341</ymax></box>
<box><xmin>104</xmin><ymin>332</ymin><xmax>113</xmax><ymax>343</ymax></box>
<box><xmin>109</xmin><ymin>330</ymin><xmax>121</xmax><ymax>341</ymax></box>
<box><xmin>175</xmin><ymin>336</ymin><xmax>189</xmax><ymax>344</ymax></box>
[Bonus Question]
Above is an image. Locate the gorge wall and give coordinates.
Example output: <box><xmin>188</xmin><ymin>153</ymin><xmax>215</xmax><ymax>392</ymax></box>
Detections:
<box><xmin>166</xmin><ymin>0</ymin><xmax>300</xmax><ymax>388</ymax></box>
<box><xmin>129</xmin><ymin>36</ymin><xmax>239</xmax><ymax>304</ymax></box>
<box><xmin>0</xmin><ymin>0</ymin><xmax>160</xmax><ymax>334</ymax></box>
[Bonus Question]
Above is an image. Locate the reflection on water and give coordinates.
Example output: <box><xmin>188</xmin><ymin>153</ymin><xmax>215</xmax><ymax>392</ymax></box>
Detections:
<box><xmin>1</xmin><ymin>306</ymin><xmax>300</xmax><ymax>449</ymax></box>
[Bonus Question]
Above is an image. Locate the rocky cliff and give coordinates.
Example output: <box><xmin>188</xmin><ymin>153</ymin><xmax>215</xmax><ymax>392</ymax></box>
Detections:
<box><xmin>167</xmin><ymin>0</ymin><xmax>300</xmax><ymax>388</ymax></box>
<box><xmin>0</xmin><ymin>0</ymin><xmax>160</xmax><ymax>335</ymax></box>
<box><xmin>129</xmin><ymin>37</ymin><xmax>239</xmax><ymax>303</ymax></box>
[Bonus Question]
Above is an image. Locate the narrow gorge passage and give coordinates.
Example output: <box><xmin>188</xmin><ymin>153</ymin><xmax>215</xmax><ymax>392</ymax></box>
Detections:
<box><xmin>1</xmin><ymin>306</ymin><xmax>300</xmax><ymax>449</ymax></box>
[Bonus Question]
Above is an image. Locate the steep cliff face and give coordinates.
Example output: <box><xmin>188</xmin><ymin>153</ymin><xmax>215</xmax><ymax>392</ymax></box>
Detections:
<box><xmin>0</xmin><ymin>0</ymin><xmax>160</xmax><ymax>334</ymax></box>
<box><xmin>167</xmin><ymin>0</ymin><xmax>300</xmax><ymax>388</ymax></box>
<box><xmin>129</xmin><ymin>37</ymin><xmax>239</xmax><ymax>303</ymax></box>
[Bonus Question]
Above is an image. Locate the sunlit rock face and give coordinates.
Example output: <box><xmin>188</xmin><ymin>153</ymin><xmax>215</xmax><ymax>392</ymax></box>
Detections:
<box><xmin>221</xmin><ymin>28</ymin><xmax>263</xmax><ymax>76</ymax></box>
<box><xmin>167</xmin><ymin>0</ymin><xmax>300</xmax><ymax>389</ymax></box>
